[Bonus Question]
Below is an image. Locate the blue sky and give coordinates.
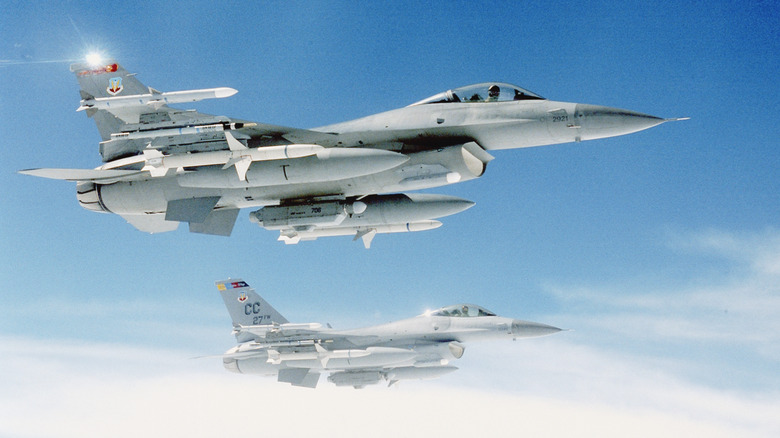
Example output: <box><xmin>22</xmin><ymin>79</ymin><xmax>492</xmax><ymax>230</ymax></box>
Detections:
<box><xmin>1</xmin><ymin>1</ymin><xmax>778</xmax><ymax>436</ymax></box>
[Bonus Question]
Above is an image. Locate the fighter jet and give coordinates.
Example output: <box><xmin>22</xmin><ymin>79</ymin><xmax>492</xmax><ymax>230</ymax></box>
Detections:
<box><xmin>20</xmin><ymin>58</ymin><xmax>685</xmax><ymax>247</ymax></box>
<box><xmin>216</xmin><ymin>279</ymin><xmax>561</xmax><ymax>388</ymax></box>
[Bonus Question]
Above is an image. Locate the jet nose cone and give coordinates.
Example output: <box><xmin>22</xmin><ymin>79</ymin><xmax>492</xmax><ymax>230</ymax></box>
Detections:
<box><xmin>576</xmin><ymin>104</ymin><xmax>666</xmax><ymax>140</ymax></box>
<box><xmin>511</xmin><ymin>319</ymin><xmax>562</xmax><ymax>338</ymax></box>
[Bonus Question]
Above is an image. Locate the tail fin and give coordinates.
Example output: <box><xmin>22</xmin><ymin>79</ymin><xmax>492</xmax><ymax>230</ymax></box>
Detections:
<box><xmin>70</xmin><ymin>59</ymin><xmax>150</xmax><ymax>144</ymax></box>
<box><xmin>69</xmin><ymin>59</ymin><xmax>231</xmax><ymax>162</ymax></box>
<box><xmin>216</xmin><ymin>279</ymin><xmax>289</xmax><ymax>327</ymax></box>
<box><xmin>70</xmin><ymin>59</ymin><xmax>150</xmax><ymax>100</ymax></box>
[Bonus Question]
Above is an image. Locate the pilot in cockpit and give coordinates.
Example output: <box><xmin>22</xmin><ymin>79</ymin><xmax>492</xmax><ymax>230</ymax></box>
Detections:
<box><xmin>487</xmin><ymin>85</ymin><xmax>500</xmax><ymax>102</ymax></box>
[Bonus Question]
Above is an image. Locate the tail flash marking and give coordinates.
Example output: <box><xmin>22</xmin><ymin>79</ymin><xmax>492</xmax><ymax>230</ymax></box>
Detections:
<box><xmin>76</xmin><ymin>63</ymin><xmax>119</xmax><ymax>76</ymax></box>
<box><xmin>217</xmin><ymin>280</ymin><xmax>250</xmax><ymax>291</ymax></box>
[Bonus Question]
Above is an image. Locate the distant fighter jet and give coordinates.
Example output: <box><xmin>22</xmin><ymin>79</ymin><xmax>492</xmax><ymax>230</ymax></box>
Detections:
<box><xmin>216</xmin><ymin>279</ymin><xmax>561</xmax><ymax>388</ymax></box>
<box><xmin>20</xmin><ymin>58</ymin><xmax>685</xmax><ymax>247</ymax></box>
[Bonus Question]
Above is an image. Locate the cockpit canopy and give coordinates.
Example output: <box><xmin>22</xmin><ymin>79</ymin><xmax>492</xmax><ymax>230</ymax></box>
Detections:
<box><xmin>429</xmin><ymin>304</ymin><xmax>497</xmax><ymax>318</ymax></box>
<box><xmin>409</xmin><ymin>82</ymin><xmax>545</xmax><ymax>106</ymax></box>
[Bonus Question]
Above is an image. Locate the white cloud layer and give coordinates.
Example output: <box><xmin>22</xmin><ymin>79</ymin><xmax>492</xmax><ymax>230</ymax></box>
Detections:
<box><xmin>1</xmin><ymin>334</ymin><xmax>777</xmax><ymax>438</ymax></box>
<box><xmin>2</xmin><ymin>229</ymin><xmax>778</xmax><ymax>437</ymax></box>
<box><xmin>676</xmin><ymin>227</ymin><xmax>780</xmax><ymax>275</ymax></box>
<box><xmin>545</xmin><ymin>228</ymin><xmax>780</xmax><ymax>367</ymax></box>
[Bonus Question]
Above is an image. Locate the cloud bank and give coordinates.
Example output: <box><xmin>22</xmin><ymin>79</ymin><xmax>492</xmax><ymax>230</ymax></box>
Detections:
<box><xmin>1</xmin><ymin>338</ymin><xmax>776</xmax><ymax>437</ymax></box>
<box><xmin>2</xmin><ymin>229</ymin><xmax>778</xmax><ymax>437</ymax></box>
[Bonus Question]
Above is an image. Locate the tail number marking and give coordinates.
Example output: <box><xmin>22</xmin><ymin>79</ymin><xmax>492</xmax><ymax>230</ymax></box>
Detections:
<box><xmin>244</xmin><ymin>301</ymin><xmax>271</xmax><ymax>324</ymax></box>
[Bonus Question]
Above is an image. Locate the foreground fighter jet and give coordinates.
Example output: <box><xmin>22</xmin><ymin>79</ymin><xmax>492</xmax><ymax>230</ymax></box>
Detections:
<box><xmin>216</xmin><ymin>279</ymin><xmax>561</xmax><ymax>388</ymax></box>
<box><xmin>20</xmin><ymin>58</ymin><xmax>685</xmax><ymax>247</ymax></box>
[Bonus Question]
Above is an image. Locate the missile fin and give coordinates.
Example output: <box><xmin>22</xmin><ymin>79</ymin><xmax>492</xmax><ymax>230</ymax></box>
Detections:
<box><xmin>315</xmin><ymin>344</ymin><xmax>330</xmax><ymax>367</ymax></box>
<box><xmin>234</xmin><ymin>157</ymin><xmax>252</xmax><ymax>181</ymax></box>
<box><xmin>354</xmin><ymin>228</ymin><xmax>377</xmax><ymax>249</ymax></box>
<box><xmin>222</xmin><ymin>157</ymin><xmax>238</xmax><ymax>170</ymax></box>
<box><xmin>142</xmin><ymin>148</ymin><xmax>164</xmax><ymax>159</ymax></box>
<box><xmin>143</xmin><ymin>166</ymin><xmax>169</xmax><ymax>177</ymax></box>
<box><xmin>267</xmin><ymin>349</ymin><xmax>281</xmax><ymax>365</ymax></box>
<box><xmin>222</xmin><ymin>154</ymin><xmax>252</xmax><ymax>181</ymax></box>
<box><xmin>224</xmin><ymin>130</ymin><xmax>248</xmax><ymax>151</ymax></box>
<box><xmin>148</xmin><ymin>100</ymin><xmax>166</xmax><ymax>110</ymax></box>
<box><xmin>141</xmin><ymin>149</ymin><xmax>167</xmax><ymax>177</ymax></box>
<box><xmin>278</xmin><ymin>230</ymin><xmax>302</xmax><ymax>244</ymax></box>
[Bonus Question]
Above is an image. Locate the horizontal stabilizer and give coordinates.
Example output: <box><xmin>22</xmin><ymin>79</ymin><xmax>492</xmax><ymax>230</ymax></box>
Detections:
<box><xmin>165</xmin><ymin>197</ymin><xmax>220</xmax><ymax>223</ymax></box>
<box><xmin>189</xmin><ymin>208</ymin><xmax>239</xmax><ymax>236</ymax></box>
<box><xmin>278</xmin><ymin>368</ymin><xmax>320</xmax><ymax>388</ymax></box>
<box><xmin>18</xmin><ymin>168</ymin><xmax>143</xmax><ymax>182</ymax></box>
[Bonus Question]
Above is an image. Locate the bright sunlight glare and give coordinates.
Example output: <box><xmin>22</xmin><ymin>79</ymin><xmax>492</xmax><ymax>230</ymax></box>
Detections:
<box><xmin>85</xmin><ymin>52</ymin><xmax>103</xmax><ymax>66</ymax></box>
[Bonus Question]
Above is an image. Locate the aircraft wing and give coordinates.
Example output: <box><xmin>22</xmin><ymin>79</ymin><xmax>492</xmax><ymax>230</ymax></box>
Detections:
<box><xmin>277</xmin><ymin>369</ymin><xmax>321</xmax><ymax>388</ymax></box>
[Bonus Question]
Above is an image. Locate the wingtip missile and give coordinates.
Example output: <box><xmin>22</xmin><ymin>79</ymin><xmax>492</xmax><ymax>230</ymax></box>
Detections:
<box><xmin>77</xmin><ymin>87</ymin><xmax>239</xmax><ymax>112</ymax></box>
<box><xmin>18</xmin><ymin>167</ymin><xmax>144</xmax><ymax>182</ymax></box>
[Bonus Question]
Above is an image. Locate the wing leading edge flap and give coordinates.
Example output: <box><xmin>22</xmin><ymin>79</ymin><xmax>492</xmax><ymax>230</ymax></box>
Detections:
<box><xmin>278</xmin><ymin>368</ymin><xmax>320</xmax><ymax>388</ymax></box>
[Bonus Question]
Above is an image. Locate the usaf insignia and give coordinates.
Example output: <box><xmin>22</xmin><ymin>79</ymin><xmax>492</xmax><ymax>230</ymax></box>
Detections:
<box><xmin>107</xmin><ymin>77</ymin><xmax>123</xmax><ymax>95</ymax></box>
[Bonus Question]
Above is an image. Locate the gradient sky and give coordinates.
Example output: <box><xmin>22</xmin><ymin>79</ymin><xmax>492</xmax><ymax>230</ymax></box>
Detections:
<box><xmin>1</xmin><ymin>1</ymin><xmax>778</xmax><ymax>437</ymax></box>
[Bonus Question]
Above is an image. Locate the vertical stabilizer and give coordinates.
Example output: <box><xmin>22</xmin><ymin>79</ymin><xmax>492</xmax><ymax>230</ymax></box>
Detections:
<box><xmin>70</xmin><ymin>60</ymin><xmax>150</xmax><ymax>143</ymax></box>
<box><xmin>70</xmin><ymin>59</ymin><xmax>149</xmax><ymax>99</ymax></box>
<box><xmin>216</xmin><ymin>279</ymin><xmax>289</xmax><ymax>329</ymax></box>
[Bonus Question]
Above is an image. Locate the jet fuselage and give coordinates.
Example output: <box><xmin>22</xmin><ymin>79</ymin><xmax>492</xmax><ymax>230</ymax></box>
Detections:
<box><xmin>22</xmin><ymin>62</ymin><xmax>683</xmax><ymax>245</ymax></box>
<box><xmin>217</xmin><ymin>279</ymin><xmax>561</xmax><ymax>388</ymax></box>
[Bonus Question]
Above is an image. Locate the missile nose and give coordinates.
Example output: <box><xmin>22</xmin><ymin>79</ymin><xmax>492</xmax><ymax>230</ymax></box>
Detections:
<box><xmin>403</xmin><ymin>193</ymin><xmax>475</xmax><ymax>218</ymax></box>
<box><xmin>214</xmin><ymin>87</ymin><xmax>238</xmax><ymax>98</ymax></box>
<box><xmin>511</xmin><ymin>320</ymin><xmax>562</xmax><ymax>338</ymax></box>
<box><xmin>575</xmin><ymin>104</ymin><xmax>667</xmax><ymax>140</ymax></box>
